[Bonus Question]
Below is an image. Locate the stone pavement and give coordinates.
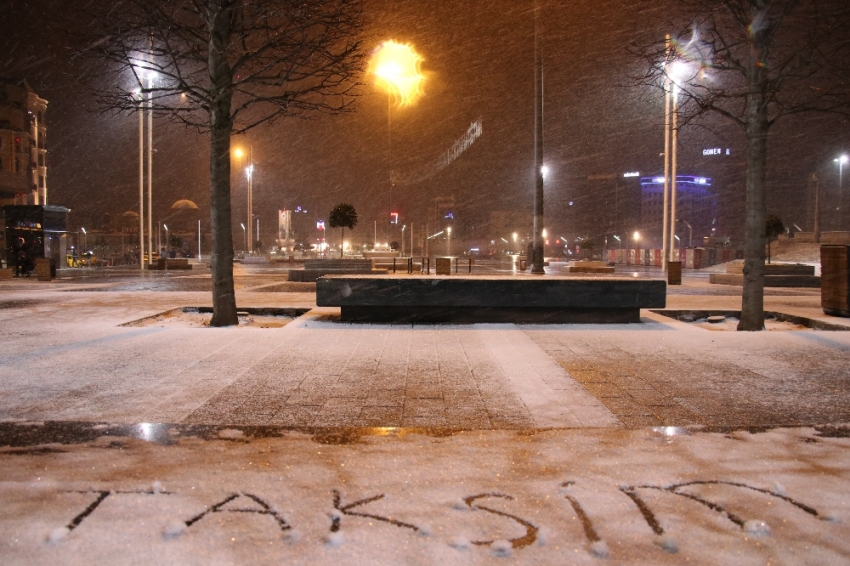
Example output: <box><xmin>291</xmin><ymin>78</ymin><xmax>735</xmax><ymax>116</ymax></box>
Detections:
<box><xmin>0</xmin><ymin>271</ymin><xmax>848</xmax><ymax>431</ymax></box>
<box><xmin>2</xmin><ymin>270</ymin><xmax>850</xmax><ymax>564</ymax></box>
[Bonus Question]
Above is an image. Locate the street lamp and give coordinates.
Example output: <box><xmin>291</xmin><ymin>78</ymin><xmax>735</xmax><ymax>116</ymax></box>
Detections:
<box><xmin>426</xmin><ymin>230</ymin><xmax>443</xmax><ymax>257</ymax></box>
<box><xmin>401</xmin><ymin>224</ymin><xmax>406</xmax><ymax>256</ymax></box>
<box><xmin>370</xmin><ymin>40</ymin><xmax>425</xmax><ymax>243</ymax></box>
<box><xmin>447</xmin><ymin>226</ymin><xmax>452</xmax><ymax>256</ymax></box>
<box><xmin>240</xmin><ymin>223</ymin><xmax>246</xmax><ymax>252</ymax></box>
<box><xmin>661</xmin><ymin>41</ymin><xmax>690</xmax><ymax>271</ymax></box>
<box><xmin>680</xmin><ymin>219</ymin><xmax>692</xmax><ymax>248</ymax></box>
<box><xmin>234</xmin><ymin>146</ymin><xmax>255</xmax><ymax>254</ymax></box>
<box><xmin>835</xmin><ymin>154</ymin><xmax>848</xmax><ymax>228</ymax></box>
<box><xmin>164</xmin><ymin>224</ymin><xmax>169</xmax><ymax>254</ymax></box>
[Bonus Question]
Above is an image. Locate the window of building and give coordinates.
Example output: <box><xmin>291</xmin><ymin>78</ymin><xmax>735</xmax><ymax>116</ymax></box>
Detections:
<box><xmin>15</xmin><ymin>157</ymin><xmax>21</xmax><ymax>173</ymax></box>
<box><xmin>38</xmin><ymin>154</ymin><xmax>44</xmax><ymax>166</ymax></box>
<box><xmin>0</xmin><ymin>156</ymin><xmax>3</xmax><ymax>171</ymax></box>
<box><xmin>39</xmin><ymin>175</ymin><xmax>45</xmax><ymax>188</ymax></box>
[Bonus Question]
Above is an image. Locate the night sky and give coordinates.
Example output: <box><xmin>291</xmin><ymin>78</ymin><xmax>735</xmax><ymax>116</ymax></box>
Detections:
<box><xmin>2</xmin><ymin>0</ymin><xmax>849</xmax><ymax>248</ymax></box>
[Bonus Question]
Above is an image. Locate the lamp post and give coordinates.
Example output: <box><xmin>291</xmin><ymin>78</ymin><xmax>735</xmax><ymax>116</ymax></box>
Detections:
<box><xmin>531</xmin><ymin>1</ymin><xmax>545</xmax><ymax>274</ymax></box>
<box><xmin>447</xmin><ymin>226</ymin><xmax>452</xmax><ymax>256</ymax></box>
<box><xmin>401</xmin><ymin>224</ymin><xmax>406</xmax><ymax>256</ymax></box>
<box><xmin>240</xmin><ymin>223</ymin><xmax>246</xmax><ymax>252</ymax></box>
<box><xmin>247</xmin><ymin>161</ymin><xmax>254</xmax><ymax>253</ymax></box>
<box><xmin>680</xmin><ymin>219</ymin><xmax>692</xmax><ymax>248</ymax></box>
<box><xmin>234</xmin><ymin>146</ymin><xmax>254</xmax><ymax>254</ymax></box>
<box><xmin>164</xmin><ymin>224</ymin><xmax>169</xmax><ymax>254</ymax></box>
<box><xmin>835</xmin><ymin>154</ymin><xmax>848</xmax><ymax>229</ymax></box>
<box><xmin>370</xmin><ymin>40</ymin><xmax>425</xmax><ymax>243</ymax></box>
<box><xmin>136</xmin><ymin>89</ymin><xmax>145</xmax><ymax>269</ymax></box>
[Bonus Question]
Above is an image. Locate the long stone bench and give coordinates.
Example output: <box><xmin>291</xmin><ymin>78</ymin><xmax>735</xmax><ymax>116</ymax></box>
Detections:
<box><xmin>316</xmin><ymin>275</ymin><xmax>666</xmax><ymax>323</ymax></box>
<box><xmin>288</xmin><ymin>259</ymin><xmax>387</xmax><ymax>282</ymax></box>
<box><xmin>709</xmin><ymin>261</ymin><xmax>820</xmax><ymax>287</ymax></box>
<box><xmin>564</xmin><ymin>261</ymin><xmax>615</xmax><ymax>274</ymax></box>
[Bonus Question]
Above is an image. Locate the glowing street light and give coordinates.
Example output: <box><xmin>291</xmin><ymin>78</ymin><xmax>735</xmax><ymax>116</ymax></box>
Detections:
<box><xmin>370</xmin><ymin>40</ymin><xmax>425</xmax><ymax>243</ymax></box>
<box><xmin>370</xmin><ymin>41</ymin><xmax>425</xmax><ymax>107</ymax></box>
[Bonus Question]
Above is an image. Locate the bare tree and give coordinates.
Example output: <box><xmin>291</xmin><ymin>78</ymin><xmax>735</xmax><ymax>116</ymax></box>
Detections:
<box><xmin>85</xmin><ymin>0</ymin><xmax>364</xmax><ymax>325</ymax></box>
<box><xmin>633</xmin><ymin>0</ymin><xmax>850</xmax><ymax>330</ymax></box>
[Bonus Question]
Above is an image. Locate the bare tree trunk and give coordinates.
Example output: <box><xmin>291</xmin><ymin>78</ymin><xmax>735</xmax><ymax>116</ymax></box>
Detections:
<box><xmin>208</xmin><ymin>0</ymin><xmax>238</xmax><ymax>327</ymax></box>
<box><xmin>340</xmin><ymin>227</ymin><xmax>345</xmax><ymax>258</ymax></box>
<box><xmin>738</xmin><ymin>11</ymin><xmax>769</xmax><ymax>331</ymax></box>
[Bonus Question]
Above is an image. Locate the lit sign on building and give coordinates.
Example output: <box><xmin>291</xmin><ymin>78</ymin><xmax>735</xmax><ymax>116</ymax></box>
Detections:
<box><xmin>623</xmin><ymin>171</ymin><xmax>640</xmax><ymax>178</ymax></box>
<box><xmin>703</xmin><ymin>148</ymin><xmax>731</xmax><ymax>156</ymax></box>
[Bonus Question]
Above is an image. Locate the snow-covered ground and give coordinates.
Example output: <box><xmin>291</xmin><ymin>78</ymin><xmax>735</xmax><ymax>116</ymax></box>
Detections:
<box><xmin>1</xmin><ymin>426</ymin><xmax>848</xmax><ymax>565</ymax></box>
<box><xmin>1</xmin><ymin>273</ymin><xmax>849</xmax><ymax>563</ymax></box>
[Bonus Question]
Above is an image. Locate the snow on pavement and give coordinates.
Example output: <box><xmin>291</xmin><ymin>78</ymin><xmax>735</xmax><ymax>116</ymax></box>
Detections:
<box><xmin>0</xmin><ymin>425</ymin><xmax>848</xmax><ymax>565</ymax></box>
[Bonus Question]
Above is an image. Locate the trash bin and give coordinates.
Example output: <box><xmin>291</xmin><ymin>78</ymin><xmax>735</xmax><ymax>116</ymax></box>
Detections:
<box><xmin>435</xmin><ymin>257</ymin><xmax>452</xmax><ymax>275</ymax></box>
<box><xmin>667</xmin><ymin>261</ymin><xmax>682</xmax><ymax>285</ymax></box>
<box><xmin>821</xmin><ymin>245</ymin><xmax>850</xmax><ymax>317</ymax></box>
<box><xmin>35</xmin><ymin>257</ymin><xmax>55</xmax><ymax>281</ymax></box>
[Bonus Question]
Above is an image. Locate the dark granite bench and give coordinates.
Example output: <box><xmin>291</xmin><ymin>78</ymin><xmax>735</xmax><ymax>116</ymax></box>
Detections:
<box><xmin>709</xmin><ymin>261</ymin><xmax>820</xmax><ymax>287</ymax></box>
<box><xmin>288</xmin><ymin>259</ymin><xmax>387</xmax><ymax>282</ymax></box>
<box><xmin>316</xmin><ymin>275</ymin><xmax>666</xmax><ymax>323</ymax></box>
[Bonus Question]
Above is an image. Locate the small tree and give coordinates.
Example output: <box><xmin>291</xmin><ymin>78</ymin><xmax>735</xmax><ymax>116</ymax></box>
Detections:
<box><xmin>328</xmin><ymin>203</ymin><xmax>358</xmax><ymax>258</ymax></box>
<box><xmin>765</xmin><ymin>214</ymin><xmax>785</xmax><ymax>264</ymax></box>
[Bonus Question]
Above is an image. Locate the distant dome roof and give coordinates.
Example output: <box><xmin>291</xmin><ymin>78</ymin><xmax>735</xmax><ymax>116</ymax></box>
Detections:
<box><xmin>171</xmin><ymin>199</ymin><xmax>198</xmax><ymax>210</ymax></box>
<box><xmin>121</xmin><ymin>210</ymin><xmax>139</xmax><ymax>218</ymax></box>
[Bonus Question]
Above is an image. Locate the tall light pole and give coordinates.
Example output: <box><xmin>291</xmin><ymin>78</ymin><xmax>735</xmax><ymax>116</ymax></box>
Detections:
<box><xmin>146</xmin><ymin>72</ymin><xmax>153</xmax><ymax>267</ymax></box>
<box><xmin>835</xmin><ymin>154</ymin><xmax>848</xmax><ymax>229</ymax></box>
<box><xmin>247</xmin><ymin>159</ymin><xmax>254</xmax><ymax>253</ymax></box>
<box><xmin>240</xmin><ymin>223</ymin><xmax>246</xmax><ymax>252</ymax></box>
<box><xmin>669</xmin><ymin>82</ymin><xmax>679</xmax><ymax>264</ymax></box>
<box><xmin>137</xmin><ymin>89</ymin><xmax>145</xmax><ymax>269</ymax></box>
<box><xmin>234</xmin><ymin>146</ymin><xmax>254</xmax><ymax>253</ymax></box>
<box><xmin>661</xmin><ymin>36</ymin><xmax>671</xmax><ymax>272</ymax></box>
<box><xmin>662</xmin><ymin>45</ymin><xmax>687</xmax><ymax>269</ymax></box>
<box><xmin>447</xmin><ymin>226</ymin><xmax>452</xmax><ymax>256</ymax></box>
<box><xmin>370</xmin><ymin>40</ymin><xmax>425</xmax><ymax>244</ymax></box>
<box><xmin>531</xmin><ymin>1</ymin><xmax>545</xmax><ymax>274</ymax></box>
<box><xmin>401</xmin><ymin>224</ymin><xmax>406</xmax><ymax>256</ymax></box>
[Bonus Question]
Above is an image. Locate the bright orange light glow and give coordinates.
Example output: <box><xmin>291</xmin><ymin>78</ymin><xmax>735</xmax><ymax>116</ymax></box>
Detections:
<box><xmin>233</xmin><ymin>148</ymin><xmax>244</xmax><ymax>159</ymax></box>
<box><xmin>369</xmin><ymin>40</ymin><xmax>425</xmax><ymax>107</ymax></box>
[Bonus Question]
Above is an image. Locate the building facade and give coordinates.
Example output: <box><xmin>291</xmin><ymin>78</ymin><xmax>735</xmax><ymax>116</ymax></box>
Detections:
<box><xmin>640</xmin><ymin>175</ymin><xmax>719</xmax><ymax>249</ymax></box>
<box><xmin>0</xmin><ymin>79</ymin><xmax>48</xmax><ymax>206</ymax></box>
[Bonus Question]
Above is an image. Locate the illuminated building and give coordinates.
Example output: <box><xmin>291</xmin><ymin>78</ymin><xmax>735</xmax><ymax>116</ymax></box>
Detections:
<box><xmin>640</xmin><ymin>175</ymin><xmax>718</xmax><ymax>248</ymax></box>
<box><xmin>0</xmin><ymin>79</ymin><xmax>48</xmax><ymax>206</ymax></box>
